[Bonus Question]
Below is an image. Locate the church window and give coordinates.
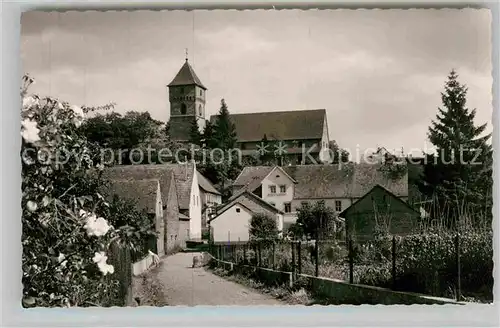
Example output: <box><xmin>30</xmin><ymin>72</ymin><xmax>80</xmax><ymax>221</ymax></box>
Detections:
<box><xmin>198</xmin><ymin>105</ymin><xmax>202</xmax><ymax>116</ymax></box>
<box><xmin>181</xmin><ymin>103</ymin><xmax>187</xmax><ymax>115</ymax></box>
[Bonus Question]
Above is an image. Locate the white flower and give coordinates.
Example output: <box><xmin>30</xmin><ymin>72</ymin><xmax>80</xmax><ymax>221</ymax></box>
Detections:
<box><xmin>56</xmin><ymin>102</ymin><xmax>64</xmax><ymax>110</ymax></box>
<box><xmin>21</xmin><ymin>118</ymin><xmax>41</xmax><ymax>144</ymax></box>
<box><xmin>92</xmin><ymin>252</ymin><xmax>114</xmax><ymax>275</ymax></box>
<box><xmin>92</xmin><ymin>251</ymin><xmax>107</xmax><ymax>264</ymax></box>
<box><xmin>71</xmin><ymin>105</ymin><xmax>84</xmax><ymax>128</ymax></box>
<box><xmin>57</xmin><ymin>253</ymin><xmax>67</xmax><ymax>268</ymax></box>
<box><xmin>84</xmin><ymin>214</ymin><xmax>111</xmax><ymax>237</ymax></box>
<box><xmin>26</xmin><ymin>200</ymin><xmax>38</xmax><ymax>212</ymax></box>
<box><xmin>22</xmin><ymin>95</ymin><xmax>39</xmax><ymax>110</ymax></box>
<box><xmin>98</xmin><ymin>262</ymin><xmax>115</xmax><ymax>275</ymax></box>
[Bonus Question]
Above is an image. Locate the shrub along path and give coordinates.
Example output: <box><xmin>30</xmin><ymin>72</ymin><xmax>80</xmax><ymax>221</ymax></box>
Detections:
<box><xmin>157</xmin><ymin>252</ymin><xmax>284</xmax><ymax>306</ymax></box>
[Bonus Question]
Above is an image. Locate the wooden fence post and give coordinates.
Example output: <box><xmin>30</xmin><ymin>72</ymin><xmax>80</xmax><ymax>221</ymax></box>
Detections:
<box><xmin>315</xmin><ymin>239</ymin><xmax>319</xmax><ymax>277</ymax></box>
<box><xmin>257</xmin><ymin>243</ymin><xmax>262</xmax><ymax>267</ymax></box>
<box><xmin>243</xmin><ymin>243</ymin><xmax>247</xmax><ymax>264</ymax></box>
<box><xmin>297</xmin><ymin>241</ymin><xmax>302</xmax><ymax>274</ymax></box>
<box><xmin>455</xmin><ymin>233</ymin><xmax>461</xmax><ymax>301</ymax></box>
<box><xmin>392</xmin><ymin>235</ymin><xmax>396</xmax><ymax>290</ymax></box>
<box><xmin>272</xmin><ymin>242</ymin><xmax>276</xmax><ymax>270</ymax></box>
<box><xmin>348</xmin><ymin>235</ymin><xmax>354</xmax><ymax>284</ymax></box>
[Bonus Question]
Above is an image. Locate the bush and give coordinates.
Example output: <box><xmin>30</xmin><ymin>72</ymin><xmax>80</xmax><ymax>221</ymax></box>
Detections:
<box><xmin>21</xmin><ymin>75</ymin><xmax>154</xmax><ymax>307</ymax></box>
<box><xmin>351</xmin><ymin>231</ymin><xmax>493</xmax><ymax>301</ymax></box>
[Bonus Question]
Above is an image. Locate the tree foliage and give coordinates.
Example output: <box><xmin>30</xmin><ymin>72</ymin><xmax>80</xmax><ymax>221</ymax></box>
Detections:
<box><xmin>80</xmin><ymin>111</ymin><xmax>164</xmax><ymax>165</ymax></box>
<box><xmin>291</xmin><ymin>200</ymin><xmax>337</xmax><ymax>240</ymax></box>
<box><xmin>188</xmin><ymin>116</ymin><xmax>202</xmax><ymax>146</ymax></box>
<box><xmin>418</xmin><ymin>70</ymin><xmax>493</xmax><ymax>228</ymax></box>
<box><xmin>249</xmin><ymin>213</ymin><xmax>279</xmax><ymax>241</ymax></box>
<box><xmin>21</xmin><ymin>75</ymin><xmax>154</xmax><ymax>307</ymax></box>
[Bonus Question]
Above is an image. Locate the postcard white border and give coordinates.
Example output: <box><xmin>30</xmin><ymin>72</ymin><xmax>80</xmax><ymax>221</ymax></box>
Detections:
<box><xmin>1</xmin><ymin>1</ymin><xmax>499</xmax><ymax>327</ymax></box>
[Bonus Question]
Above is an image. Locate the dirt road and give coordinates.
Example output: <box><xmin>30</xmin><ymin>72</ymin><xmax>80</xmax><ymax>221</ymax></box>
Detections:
<box><xmin>157</xmin><ymin>252</ymin><xmax>284</xmax><ymax>306</ymax></box>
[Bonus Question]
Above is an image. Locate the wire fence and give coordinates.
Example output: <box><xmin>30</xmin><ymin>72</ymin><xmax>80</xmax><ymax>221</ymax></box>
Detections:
<box><xmin>209</xmin><ymin>231</ymin><xmax>493</xmax><ymax>302</ymax></box>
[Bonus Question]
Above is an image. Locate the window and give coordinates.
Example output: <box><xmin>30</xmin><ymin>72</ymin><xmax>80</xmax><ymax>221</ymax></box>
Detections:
<box><xmin>236</xmin><ymin>207</ymin><xmax>240</xmax><ymax>213</ymax></box>
<box><xmin>269</xmin><ymin>185</ymin><xmax>276</xmax><ymax>194</ymax></box>
<box><xmin>180</xmin><ymin>87</ymin><xmax>184</xmax><ymax>95</ymax></box>
<box><xmin>175</xmin><ymin>235</ymin><xmax>177</xmax><ymax>240</ymax></box>
<box><xmin>198</xmin><ymin>104</ymin><xmax>202</xmax><ymax>116</ymax></box>
<box><xmin>335</xmin><ymin>200</ymin><xmax>342</xmax><ymax>212</ymax></box>
<box><xmin>181</xmin><ymin>103</ymin><xmax>187</xmax><ymax>115</ymax></box>
<box><xmin>284</xmin><ymin>202</ymin><xmax>292</xmax><ymax>213</ymax></box>
<box><xmin>200</xmin><ymin>89</ymin><xmax>203</xmax><ymax>96</ymax></box>
<box><xmin>279</xmin><ymin>185</ymin><xmax>286</xmax><ymax>193</ymax></box>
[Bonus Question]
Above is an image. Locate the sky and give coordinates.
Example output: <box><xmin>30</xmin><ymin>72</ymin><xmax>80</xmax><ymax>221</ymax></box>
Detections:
<box><xmin>21</xmin><ymin>9</ymin><xmax>492</xmax><ymax>155</ymax></box>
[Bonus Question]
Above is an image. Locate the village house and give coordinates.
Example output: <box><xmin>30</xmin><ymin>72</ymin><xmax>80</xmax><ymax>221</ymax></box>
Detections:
<box><xmin>339</xmin><ymin>184</ymin><xmax>421</xmax><ymax>240</ymax></box>
<box><xmin>196</xmin><ymin>171</ymin><xmax>222</xmax><ymax>234</ymax></box>
<box><xmin>104</xmin><ymin>179</ymin><xmax>165</xmax><ymax>256</ymax></box>
<box><xmin>232</xmin><ymin>163</ymin><xmax>410</xmax><ymax>232</ymax></box>
<box><xmin>209</xmin><ymin>189</ymin><xmax>284</xmax><ymax>243</ymax></box>
<box><xmin>105</xmin><ymin>161</ymin><xmax>208</xmax><ymax>243</ymax></box>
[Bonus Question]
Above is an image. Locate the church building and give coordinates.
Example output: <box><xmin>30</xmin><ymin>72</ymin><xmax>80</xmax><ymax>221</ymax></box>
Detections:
<box><xmin>167</xmin><ymin>59</ymin><xmax>331</xmax><ymax>164</ymax></box>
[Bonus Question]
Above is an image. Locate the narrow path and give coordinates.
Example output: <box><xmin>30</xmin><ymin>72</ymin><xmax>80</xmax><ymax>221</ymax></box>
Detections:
<box><xmin>157</xmin><ymin>252</ymin><xmax>284</xmax><ymax>306</ymax></box>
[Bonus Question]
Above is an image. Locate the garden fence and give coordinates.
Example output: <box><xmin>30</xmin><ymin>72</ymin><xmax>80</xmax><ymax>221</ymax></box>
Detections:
<box><xmin>209</xmin><ymin>231</ymin><xmax>493</xmax><ymax>302</ymax></box>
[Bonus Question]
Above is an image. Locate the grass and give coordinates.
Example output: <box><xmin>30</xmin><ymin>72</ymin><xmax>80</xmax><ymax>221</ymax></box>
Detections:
<box><xmin>210</xmin><ymin>266</ymin><xmax>318</xmax><ymax>305</ymax></box>
<box><xmin>132</xmin><ymin>262</ymin><xmax>168</xmax><ymax>306</ymax></box>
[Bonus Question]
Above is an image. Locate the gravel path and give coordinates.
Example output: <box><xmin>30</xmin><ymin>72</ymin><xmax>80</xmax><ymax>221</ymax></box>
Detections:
<box><xmin>157</xmin><ymin>252</ymin><xmax>284</xmax><ymax>306</ymax></box>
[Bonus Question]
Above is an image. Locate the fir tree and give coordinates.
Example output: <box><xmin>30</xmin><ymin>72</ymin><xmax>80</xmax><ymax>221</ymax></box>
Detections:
<box><xmin>202</xmin><ymin>120</ymin><xmax>216</xmax><ymax>149</ymax></box>
<box><xmin>211</xmin><ymin>99</ymin><xmax>239</xmax><ymax>199</ymax></box>
<box><xmin>213</xmin><ymin>99</ymin><xmax>237</xmax><ymax>150</ymax></box>
<box><xmin>419</xmin><ymin>70</ymin><xmax>492</xmax><ymax>228</ymax></box>
<box><xmin>188</xmin><ymin>117</ymin><xmax>202</xmax><ymax>146</ymax></box>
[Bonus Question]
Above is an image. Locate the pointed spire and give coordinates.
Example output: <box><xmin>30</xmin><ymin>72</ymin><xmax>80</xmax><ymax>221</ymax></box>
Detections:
<box><xmin>168</xmin><ymin>56</ymin><xmax>207</xmax><ymax>90</ymax></box>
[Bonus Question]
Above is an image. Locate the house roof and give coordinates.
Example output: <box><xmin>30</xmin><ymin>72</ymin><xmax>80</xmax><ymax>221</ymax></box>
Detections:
<box><xmin>338</xmin><ymin>184</ymin><xmax>419</xmax><ymax>218</ymax></box>
<box><xmin>103</xmin><ymin>179</ymin><xmax>159</xmax><ymax>214</ymax></box>
<box><xmin>168</xmin><ymin>59</ymin><xmax>207</xmax><ymax>90</ymax></box>
<box><xmin>197</xmin><ymin>171</ymin><xmax>221</xmax><ymax>195</ymax></box>
<box><xmin>209</xmin><ymin>109</ymin><xmax>326</xmax><ymax>142</ymax></box>
<box><xmin>215</xmin><ymin>190</ymin><xmax>284</xmax><ymax>221</ymax></box>
<box><xmin>283</xmin><ymin>163</ymin><xmax>408</xmax><ymax>199</ymax></box>
<box><xmin>209</xmin><ymin>201</ymin><xmax>254</xmax><ymax>223</ymax></box>
<box><xmin>104</xmin><ymin>163</ymin><xmax>194</xmax><ymax>210</ymax></box>
<box><xmin>233</xmin><ymin>166</ymin><xmax>274</xmax><ymax>190</ymax></box>
<box><xmin>262</xmin><ymin>166</ymin><xmax>298</xmax><ymax>184</ymax></box>
<box><xmin>232</xmin><ymin>163</ymin><xmax>408</xmax><ymax>199</ymax></box>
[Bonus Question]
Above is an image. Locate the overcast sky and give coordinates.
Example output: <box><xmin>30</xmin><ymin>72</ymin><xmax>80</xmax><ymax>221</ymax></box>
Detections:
<box><xmin>21</xmin><ymin>9</ymin><xmax>492</xmax><ymax>155</ymax></box>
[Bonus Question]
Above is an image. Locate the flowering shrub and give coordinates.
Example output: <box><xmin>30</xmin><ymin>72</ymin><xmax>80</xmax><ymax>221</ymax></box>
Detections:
<box><xmin>21</xmin><ymin>75</ymin><xmax>153</xmax><ymax>307</ymax></box>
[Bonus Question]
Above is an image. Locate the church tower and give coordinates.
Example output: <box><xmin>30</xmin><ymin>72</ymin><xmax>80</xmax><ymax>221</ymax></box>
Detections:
<box><xmin>167</xmin><ymin>58</ymin><xmax>207</xmax><ymax>142</ymax></box>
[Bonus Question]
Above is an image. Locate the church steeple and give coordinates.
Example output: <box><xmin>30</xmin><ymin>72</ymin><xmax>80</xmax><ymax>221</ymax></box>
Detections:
<box><xmin>167</xmin><ymin>58</ymin><xmax>207</xmax><ymax>142</ymax></box>
<box><xmin>168</xmin><ymin>58</ymin><xmax>207</xmax><ymax>90</ymax></box>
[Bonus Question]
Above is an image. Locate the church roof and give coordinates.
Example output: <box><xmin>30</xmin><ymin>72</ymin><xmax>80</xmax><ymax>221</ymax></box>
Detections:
<box><xmin>168</xmin><ymin>59</ymin><xmax>207</xmax><ymax>90</ymax></box>
<box><xmin>209</xmin><ymin>109</ymin><xmax>326</xmax><ymax>142</ymax></box>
